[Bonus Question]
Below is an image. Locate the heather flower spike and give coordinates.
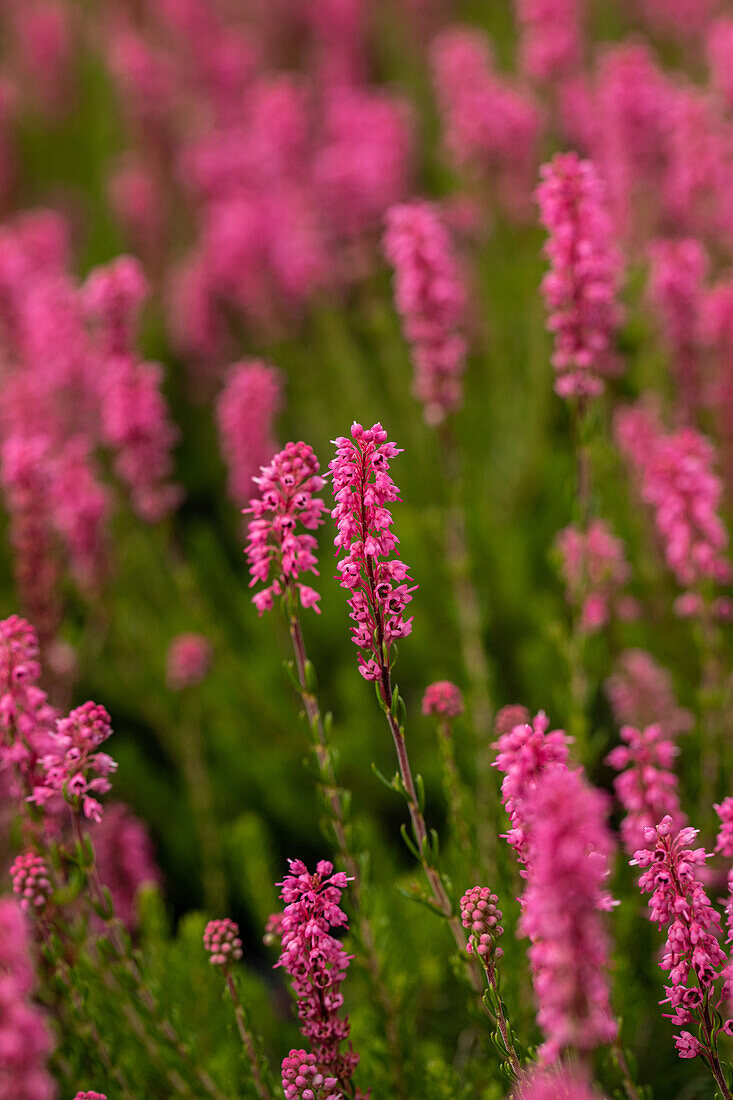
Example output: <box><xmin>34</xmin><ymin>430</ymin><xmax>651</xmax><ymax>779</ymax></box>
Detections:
<box><xmin>10</xmin><ymin>852</ymin><xmax>53</xmax><ymax>913</ymax></box>
<box><xmin>632</xmin><ymin>816</ymin><xmax>733</xmax><ymax>1081</ymax></box>
<box><xmin>536</xmin><ymin>153</ymin><xmax>622</xmax><ymax>400</ymax></box>
<box><xmin>330</xmin><ymin>422</ymin><xmax>416</xmax><ymax>684</ymax></box>
<box><xmin>245</xmin><ymin>441</ymin><xmax>327</xmax><ymax>616</ymax></box>
<box><xmin>30</xmin><ymin>701</ymin><xmax>116</xmax><ymax>823</ymax></box>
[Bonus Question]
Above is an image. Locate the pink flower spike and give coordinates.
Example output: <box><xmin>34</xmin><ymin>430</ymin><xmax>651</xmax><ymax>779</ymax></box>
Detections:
<box><xmin>245</xmin><ymin>441</ymin><xmax>327</xmax><ymax>616</ymax></box>
<box><xmin>30</xmin><ymin>701</ymin><xmax>116</xmax><ymax>822</ymax></box>
<box><xmin>217</xmin><ymin>360</ymin><xmax>283</xmax><ymax>506</ymax></box>
<box><xmin>203</xmin><ymin>918</ymin><xmax>243</xmax><ymax>967</ymax></box>
<box><xmin>383</xmin><ymin>202</ymin><xmax>467</xmax><ymax>425</ymax></box>
<box><xmin>329</xmin><ymin>423</ymin><xmax>417</xmax><ymax>682</ymax></box>
<box><xmin>0</xmin><ymin>897</ymin><xmax>55</xmax><ymax>1097</ymax></box>
<box><xmin>166</xmin><ymin>633</ymin><xmax>213</xmax><ymax>690</ymax></box>
<box><xmin>422</xmin><ymin>680</ymin><xmax>464</xmax><ymax>718</ymax></box>
<box><xmin>606</xmin><ymin>724</ymin><xmax>685</xmax><ymax>855</ymax></box>
<box><xmin>281</xmin><ymin>1049</ymin><xmax>342</xmax><ymax>1100</ymax></box>
<box><xmin>520</xmin><ymin>768</ymin><xmax>617</xmax><ymax>1062</ymax></box>
<box><xmin>9</xmin><ymin>853</ymin><xmax>53</xmax><ymax>914</ymax></box>
<box><xmin>536</xmin><ymin>153</ymin><xmax>622</xmax><ymax>400</ymax></box>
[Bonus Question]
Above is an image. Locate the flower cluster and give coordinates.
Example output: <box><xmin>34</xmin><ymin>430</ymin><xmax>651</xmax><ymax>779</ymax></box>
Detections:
<box><xmin>430</xmin><ymin>27</ymin><xmax>540</xmax><ymax>217</ymax></box>
<box><xmin>516</xmin><ymin>0</ymin><xmax>582</xmax><ymax>82</ymax></box>
<box><xmin>9</xmin><ymin>853</ymin><xmax>53</xmax><ymax>914</ymax></box>
<box><xmin>605</xmin><ymin>649</ymin><xmax>693</xmax><ymax>736</ymax></box>
<box><xmin>641</xmin><ymin>427</ymin><xmax>729</xmax><ymax>589</ymax></box>
<box><xmin>30</xmin><ymin>701</ymin><xmax>116</xmax><ymax>822</ymax></box>
<box><xmin>383</xmin><ymin>201</ymin><xmax>467</xmax><ymax>425</ymax></box>
<box><xmin>520</xmin><ymin>768</ymin><xmax>617</xmax><ymax>1063</ymax></box>
<box><xmin>536</xmin><ymin>153</ymin><xmax>622</xmax><ymax>399</ymax></box>
<box><xmin>555</xmin><ymin>519</ymin><xmax>636</xmax><ymax>631</ymax></box>
<box><xmin>460</xmin><ymin>887</ymin><xmax>504</xmax><ymax>962</ymax></box>
<box><xmin>281</xmin><ymin>1050</ymin><xmax>342</xmax><ymax>1100</ymax></box>
<box><xmin>216</xmin><ymin>360</ymin><xmax>283</xmax><ymax>507</ymax></box>
<box><xmin>203</xmin><ymin>918</ymin><xmax>243</xmax><ymax>967</ymax></box>
<box><xmin>632</xmin><ymin>816</ymin><xmax>732</xmax><ymax>1060</ymax></box>
<box><xmin>606</xmin><ymin>725</ymin><xmax>684</xmax><ymax>854</ymax></box>
<box><xmin>422</xmin><ymin>680</ymin><xmax>464</xmax><ymax>718</ymax></box>
<box><xmin>276</xmin><ymin>859</ymin><xmax>358</xmax><ymax>1093</ymax></box>
<box><xmin>245</xmin><ymin>441</ymin><xmax>327</xmax><ymax>616</ymax></box>
<box><xmin>74</xmin><ymin>1093</ymin><xmax>107</xmax><ymax>1099</ymax></box>
<box><xmin>0</xmin><ymin>615</ymin><xmax>57</xmax><ymax>800</ymax></box>
<box><xmin>492</xmin><ymin>711</ymin><xmax>571</xmax><ymax>872</ymax></box>
<box><xmin>0</xmin><ymin>897</ymin><xmax>55</xmax><ymax>1099</ymax></box>
<box><xmin>330</xmin><ymin>423</ymin><xmax>416</xmax><ymax>683</ymax></box>
<box><xmin>91</xmin><ymin>801</ymin><xmax>160</xmax><ymax>931</ymax></box>
<box><xmin>648</xmin><ymin>238</ymin><xmax>707</xmax><ymax>419</ymax></box>
<box><xmin>715</xmin><ymin>798</ymin><xmax>733</xmax><ymax>940</ymax></box>
<box><xmin>166</xmin><ymin>633</ymin><xmax>213</xmax><ymax>690</ymax></box>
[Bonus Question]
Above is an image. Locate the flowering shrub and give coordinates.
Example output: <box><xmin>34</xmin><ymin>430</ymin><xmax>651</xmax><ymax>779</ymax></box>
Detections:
<box><xmin>3</xmin><ymin>3</ymin><xmax>733</xmax><ymax>1099</ymax></box>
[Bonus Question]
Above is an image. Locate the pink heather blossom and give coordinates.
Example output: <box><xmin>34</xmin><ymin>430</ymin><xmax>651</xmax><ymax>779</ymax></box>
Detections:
<box><xmin>605</xmin><ymin>650</ymin><xmax>692</xmax><ymax>737</ymax></box>
<box><xmin>494</xmin><ymin>704</ymin><xmax>530</xmax><ymax>735</ymax></box>
<box><xmin>703</xmin><ymin>278</ymin><xmax>733</xmax><ymax>495</ymax></box>
<box><xmin>639</xmin><ymin>0</ymin><xmax>716</xmax><ymax>41</ymax></box>
<box><xmin>520</xmin><ymin>767</ymin><xmax>617</xmax><ymax>1062</ymax></box>
<box><xmin>10</xmin><ymin>0</ymin><xmax>74</xmax><ymax>115</ymax></box>
<box><xmin>0</xmin><ymin>615</ymin><xmax>57</xmax><ymax>800</ymax></box>
<box><xmin>330</xmin><ymin>423</ymin><xmax>417</xmax><ymax>682</ymax></box>
<box><xmin>512</xmin><ymin>1066</ymin><xmax>604</xmax><ymax>1099</ymax></box>
<box><xmin>0</xmin><ymin>897</ymin><xmax>56</xmax><ymax>1100</ymax></box>
<box><xmin>460</xmin><ymin>887</ymin><xmax>504</xmax><ymax>961</ymax></box>
<box><xmin>536</xmin><ymin>153</ymin><xmax>622</xmax><ymax>400</ymax></box>
<box><xmin>492</xmin><ymin>710</ymin><xmax>571</xmax><ymax>873</ymax></box>
<box><xmin>245</xmin><ymin>441</ymin><xmax>327</xmax><ymax>616</ymax></box>
<box><xmin>641</xmin><ymin>427</ymin><xmax>729</xmax><ymax>589</ymax></box>
<box><xmin>73</xmin><ymin>1094</ymin><xmax>106</xmax><ymax>1099</ymax></box>
<box><xmin>276</xmin><ymin>859</ymin><xmax>358</xmax><ymax>1093</ymax></box>
<box><xmin>203</xmin><ymin>918</ymin><xmax>243</xmax><ymax>967</ymax></box>
<box><xmin>614</xmin><ymin>398</ymin><xmax>663</xmax><ymax>473</ymax></box>
<box><xmin>166</xmin><ymin>633</ymin><xmax>213</xmax><ymax>690</ymax></box>
<box><xmin>92</xmin><ymin>801</ymin><xmax>161</xmax><ymax>931</ymax></box>
<box><xmin>632</xmin><ymin>816</ymin><xmax>732</xmax><ymax>1060</ymax></box>
<box><xmin>84</xmin><ymin>255</ymin><xmax>148</xmax><ymax>358</ymax></box>
<box><xmin>9</xmin><ymin>853</ymin><xmax>53</xmax><ymax>914</ymax></box>
<box><xmin>216</xmin><ymin>360</ymin><xmax>283</xmax><ymax>506</ymax></box>
<box><xmin>281</xmin><ymin>1050</ymin><xmax>341</xmax><ymax>1100</ymax></box>
<box><xmin>663</xmin><ymin>88</ymin><xmax>730</xmax><ymax>244</ymax></box>
<box><xmin>648</xmin><ymin>239</ymin><xmax>708</xmax><ymax>418</ymax></box>
<box><xmin>515</xmin><ymin>0</ymin><xmax>582</xmax><ymax>83</ymax></box>
<box><xmin>708</xmin><ymin>20</ymin><xmax>733</xmax><ymax>112</ymax></box>
<box><xmin>98</xmin><ymin>356</ymin><xmax>182</xmax><ymax>523</ymax></box>
<box><xmin>555</xmin><ymin>519</ymin><xmax>635</xmax><ymax>632</ymax></box>
<box><xmin>30</xmin><ymin>702</ymin><xmax>116</xmax><ymax>824</ymax></box>
<box><xmin>715</xmin><ymin>798</ymin><xmax>733</xmax><ymax>944</ymax></box>
<box><xmin>422</xmin><ymin>680</ymin><xmax>464</xmax><ymax>718</ymax></box>
<box><xmin>383</xmin><ymin>202</ymin><xmax>467</xmax><ymax>424</ymax></box>
<box><xmin>606</xmin><ymin>725</ymin><xmax>685</xmax><ymax>855</ymax></box>
<box><xmin>591</xmin><ymin>44</ymin><xmax>672</xmax><ymax>241</ymax></box>
<box><xmin>314</xmin><ymin>88</ymin><xmax>413</xmax><ymax>241</ymax></box>
<box><xmin>430</xmin><ymin>27</ymin><xmax>541</xmax><ymax>216</ymax></box>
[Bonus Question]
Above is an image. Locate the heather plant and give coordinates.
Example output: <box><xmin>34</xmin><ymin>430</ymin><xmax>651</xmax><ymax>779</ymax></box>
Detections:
<box><xmin>5</xmin><ymin>2</ymin><xmax>733</xmax><ymax>1099</ymax></box>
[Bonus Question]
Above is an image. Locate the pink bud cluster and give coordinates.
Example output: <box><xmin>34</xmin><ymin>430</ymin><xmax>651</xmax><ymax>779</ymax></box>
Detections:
<box><xmin>9</xmin><ymin>853</ymin><xmax>53</xmax><ymax>914</ymax></box>
<box><xmin>555</xmin><ymin>519</ymin><xmax>636</xmax><ymax>632</ymax></box>
<box><xmin>430</xmin><ymin>27</ymin><xmax>541</xmax><ymax>217</ymax></box>
<box><xmin>281</xmin><ymin>1050</ymin><xmax>341</xmax><ymax>1100</ymax></box>
<box><xmin>0</xmin><ymin>615</ymin><xmax>57</xmax><ymax>797</ymax></box>
<box><xmin>715</xmin><ymin>798</ymin><xmax>733</xmax><ymax>941</ymax></box>
<box><xmin>91</xmin><ymin>801</ymin><xmax>161</xmax><ymax>932</ymax></box>
<box><xmin>460</xmin><ymin>887</ymin><xmax>504</xmax><ymax>962</ymax></box>
<box><xmin>605</xmin><ymin>649</ymin><xmax>693</xmax><ymax>737</ymax></box>
<box><xmin>422</xmin><ymin>680</ymin><xmax>464</xmax><ymax>718</ymax></box>
<box><xmin>606</xmin><ymin>725</ymin><xmax>685</xmax><ymax>854</ymax></box>
<box><xmin>648</xmin><ymin>238</ymin><xmax>707</xmax><ymax>420</ymax></box>
<box><xmin>519</xmin><ymin>767</ymin><xmax>617</xmax><ymax>1063</ymax></box>
<box><xmin>0</xmin><ymin>897</ymin><xmax>55</xmax><ymax>1100</ymax></box>
<box><xmin>166</xmin><ymin>633</ymin><xmax>213</xmax><ymax>690</ymax></box>
<box><xmin>74</xmin><ymin>1093</ymin><xmax>107</xmax><ymax>1099</ymax></box>
<box><xmin>536</xmin><ymin>153</ymin><xmax>622</xmax><ymax>399</ymax></box>
<box><xmin>492</xmin><ymin>711</ymin><xmax>571</xmax><ymax>873</ymax></box>
<box><xmin>245</xmin><ymin>441</ymin><xmax>327</xmax><ymax>616</ymax></box>
<box><xmin>515</xmin><ymin>0</ymin><xmax>582</xmax><ymax>82</ymax></box>
<box><xmin>216</xmin><ymin>360</ymin><xmax>283</xmax><ymax>507</ymax></box>
<box><xmin>203</xmin><ymin>918</ymin><xmax>243</xmax><ymax>967</ymax></box>
<box><xmin>383</xmin><ymin>201</ymin><xmax>467</xmax><ymax>425</ymax></box>
<box><xmin>512</xmin><ymin>1066</ymin><xmax>604</xmax><ymax>1100</ymax></box>
<box><xmin>642</xmin><ymin>427</ymin><xmax>729</xmax><ymax>590</ymax></box>
<box><xmin>30</xmin><ymin>702</ymin><xmax>116</xmax><ymax>823</ymax></box>
<box><xmin>632</xmin><ymin>816</ymin><xmax>732</xmax><ymax>1060</ymax></box>
<box><xmin>330</xmin><ymin>423</ymin><xmax>416</xmax><ymax>682</ymax></box>
<box><xmin>276</xmin><ymin>859</ymin><xmax>358</xmax><ymax>1093</ymax></box>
